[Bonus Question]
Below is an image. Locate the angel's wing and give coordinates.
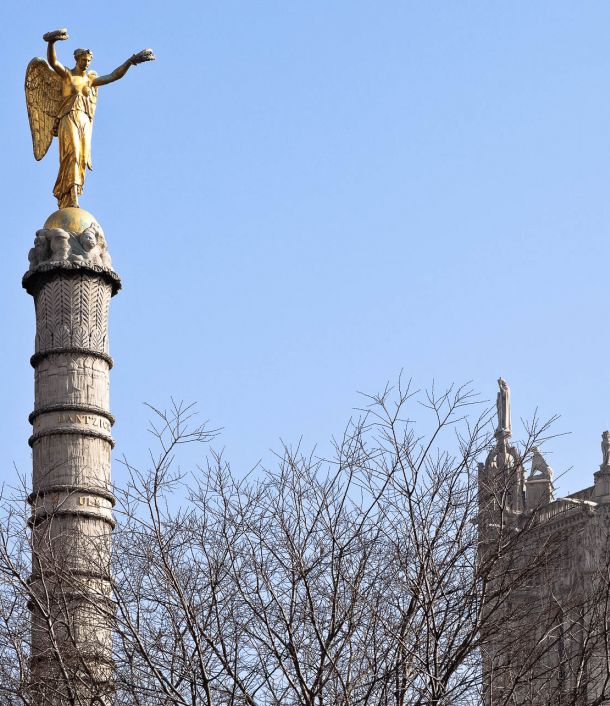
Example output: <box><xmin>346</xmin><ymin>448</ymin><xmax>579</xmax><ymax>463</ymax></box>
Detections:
<box><xmin>25</xmin><ymin>58</ymin><xmax>63</xmax><ymax>161</ymax></box>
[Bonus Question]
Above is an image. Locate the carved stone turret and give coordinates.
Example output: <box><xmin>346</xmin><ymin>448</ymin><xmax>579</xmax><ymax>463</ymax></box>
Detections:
<box><xmin>23</xmin><ymin>208</ymin><xmax>120</xmax><ymax>705</ymax></box>
<box><xmin>482</xmin><ymin>435</ymin><xmax>524</xmax><ymax>515</ymax></box>
<box><xmin>479</xmin><ymin>378</ymin><xmax>524</xmax><ymax>520</ymax></box>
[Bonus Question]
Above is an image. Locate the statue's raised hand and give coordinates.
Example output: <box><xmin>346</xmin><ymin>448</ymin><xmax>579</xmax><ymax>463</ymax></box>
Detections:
<box><xmin>43</xmin><ymin>29</ymin><xmax>69</xmax><ymax>43</ymax></box>
<box><xmin>129</xmin><ymin>49</ymin><xmax>156</xmax><ymax>65</ymax></box>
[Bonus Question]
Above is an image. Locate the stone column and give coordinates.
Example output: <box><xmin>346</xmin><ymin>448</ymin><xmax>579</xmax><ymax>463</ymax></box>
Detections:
<box><xmin>23</xmin><ymin>209</ymin><xmax>120</xmax><ymax>705</ymax></box>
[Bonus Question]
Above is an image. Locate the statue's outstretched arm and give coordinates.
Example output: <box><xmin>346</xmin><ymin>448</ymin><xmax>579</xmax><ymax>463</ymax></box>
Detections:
<box><xmin>93</xmin><ymin>49</ymin><xmax>155</xmax><ymax>87</ymax></box>
<box><xmin>92</xmin><ymin>58</ymin><xmax>133</xmax><ymax>87</ymax></box>
<box><xmin>44</xmin><ymin>29</ymin><xmax>69</xmax><ymax>78</ymax></box>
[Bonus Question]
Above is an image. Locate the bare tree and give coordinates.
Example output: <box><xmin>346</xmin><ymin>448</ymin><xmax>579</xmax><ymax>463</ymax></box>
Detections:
<box><xmin>1</xmin><ymin>382</ymin><xmax>610</xmax><ymax>705</ymax></box>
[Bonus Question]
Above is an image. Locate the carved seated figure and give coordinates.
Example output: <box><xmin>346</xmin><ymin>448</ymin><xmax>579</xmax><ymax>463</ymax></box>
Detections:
<box><xmin>70</xmin><ymin>224</ymin><xmax>105</xmax><ymax>266</ymax></box>
<box><xmin>530</xmin><ymin>447</ymin><xmax>552</xmax><ymax>479</ymax></box>
<box><xmin>80</xmin><ymin>226</ymin><xmax>102</xmax><ymax>265</ymax></box>
<box><xmin>48</xmin><ymin>228</ymin><xmax>70</xmax><ymax>262</ymax></box>
<box><xmin>28</xmin><ymin>231</ymin><xmax>50</xmax><ymax>268</ymax></box>
<box><xmin>95</xmin><ymin>227</ymin><xmax>112</xmax><ymax>269</ymax></box>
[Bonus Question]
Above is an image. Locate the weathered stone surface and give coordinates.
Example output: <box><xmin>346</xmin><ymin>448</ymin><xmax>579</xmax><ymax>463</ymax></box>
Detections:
<box><xmin>23</xmin><ymin>220</ymin><xmax>121</xmax><ymax>300</ymax></box>
<box><xmin>33</xmin><ymin>352</ymin><xmax>111</xmax><ymax>412</ymax></box>
<box><xmin>28</xmin><ymin>222</ymin><xmax>112</xmax><ymax>271</ymax></box>
<box><xmin>32</xmin><ymin>434</ymin><xmax>112</xmax><ymax>489</ymax></box>
<box><xmin>26</xmin><ymin>220</ymin><xmax>120</xmax><ymax>705</ymax></box>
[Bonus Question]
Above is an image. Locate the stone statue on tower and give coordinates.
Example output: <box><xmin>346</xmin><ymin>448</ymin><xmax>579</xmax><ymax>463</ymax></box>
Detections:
<box><xmin>496</xmin><ymin>377</ymin><xmax>511</xmax><ymax>436</ymax></box>
<box><xmin>601</xmin><ymin>431</ymin><xmax>610</xmax><ymax>468</ymax></box>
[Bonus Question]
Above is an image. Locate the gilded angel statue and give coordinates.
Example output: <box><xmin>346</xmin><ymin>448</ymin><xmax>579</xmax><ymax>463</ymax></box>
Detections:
<box><xmin>25</xmin><ymin>29</ymin><xmax>155</xmax><ymax>209</ymax></box>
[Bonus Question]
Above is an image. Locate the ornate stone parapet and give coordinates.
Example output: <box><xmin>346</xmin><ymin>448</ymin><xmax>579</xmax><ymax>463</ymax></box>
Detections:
<box><xmin>23</xmin><ymin>209</ymin><xmax>120</xmax><ymax>705</ymax></box>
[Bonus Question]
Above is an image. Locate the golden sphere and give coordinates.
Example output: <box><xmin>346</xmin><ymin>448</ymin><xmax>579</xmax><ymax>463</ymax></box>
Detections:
<box><xmin>43</xmin><ymin>207</ymin><xmax>100</xmax><ymax>233</ymax></box>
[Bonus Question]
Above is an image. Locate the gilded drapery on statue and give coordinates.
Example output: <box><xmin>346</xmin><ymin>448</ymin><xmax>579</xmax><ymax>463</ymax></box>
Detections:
<box><xmin>25</xmin><ymin>29</ymin><xmax>154</xmax><ymax>209</ymax></box>
<box><xmin>53</xmin><ymin>69</ymin><xmax>96</xmax><ymax>207</ymax></box>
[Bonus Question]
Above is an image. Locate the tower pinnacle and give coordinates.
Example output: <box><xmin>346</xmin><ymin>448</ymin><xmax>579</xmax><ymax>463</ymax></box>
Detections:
<box><xmin>495</xmin><ymin>376</ymin><xmax>511</xmax><ymax>439</ymax></box>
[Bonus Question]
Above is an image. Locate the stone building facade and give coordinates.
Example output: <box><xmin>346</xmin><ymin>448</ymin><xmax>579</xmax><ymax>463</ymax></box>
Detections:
<box><xmin>479</xmin><ymin>380</ymin><xmax>610</xmax><ymax>705</ymax></box>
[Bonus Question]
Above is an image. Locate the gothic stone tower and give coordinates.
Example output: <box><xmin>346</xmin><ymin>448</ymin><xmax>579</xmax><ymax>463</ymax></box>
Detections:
<box><xmin>479</xmin><ymin>379</ymin><xmax>610</xmax><ymax>705</ymax></box>
<box><xmin>23</xmin><ymin>207</ymin><xmax>120</xmax><ymax>705</ymax></box>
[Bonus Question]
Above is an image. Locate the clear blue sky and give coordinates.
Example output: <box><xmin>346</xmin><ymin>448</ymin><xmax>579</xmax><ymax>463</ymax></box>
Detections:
<box><xmin>2</xmin><ymin>1</ymin><xmax>610</xmax><ymax>494</ymax></box>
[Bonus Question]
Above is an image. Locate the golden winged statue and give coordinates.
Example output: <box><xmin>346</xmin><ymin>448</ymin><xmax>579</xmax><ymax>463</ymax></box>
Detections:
<box><xmin>25</xmin><ymin>29</ymin><xmax>155</xmax><ymax>209</ymax></box>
